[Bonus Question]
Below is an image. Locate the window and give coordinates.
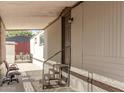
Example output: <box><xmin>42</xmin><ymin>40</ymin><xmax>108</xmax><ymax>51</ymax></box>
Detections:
<box><xmin>39</xmin><ymin>34</ymin><xmax>44</xmax><ymax>46</ymax></box>
<box><xmin>35</xmin><ymin>38</ymin><xmax>37</xmax><ymax>44</ymax></box>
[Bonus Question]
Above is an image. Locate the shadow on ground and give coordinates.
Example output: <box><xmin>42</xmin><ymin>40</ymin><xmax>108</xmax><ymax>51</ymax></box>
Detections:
<box><xmin>26</xmin><ymin>70</ymin><xmax>76</xmax><ymax>92</ymax></box>
<box><xmin>0</xmin><ymin>76</ymin><xmax>24</xmax><ymax>92</ymax></box>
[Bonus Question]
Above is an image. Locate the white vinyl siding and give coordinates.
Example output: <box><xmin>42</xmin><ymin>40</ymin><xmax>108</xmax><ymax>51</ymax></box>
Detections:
<box><xmin>71</xmin><ymin>3</ymin><xmax>83</xmax><ymax>68</ymax></box>
<box><xmin>83</xmin><ymin>1</ymin><xmax>124</xmax><ymax>82</ymax></box>
<box><xmin>44</xmin><ymin>18</ymin><xmax>61</xmax><ymax>63</ymax></box>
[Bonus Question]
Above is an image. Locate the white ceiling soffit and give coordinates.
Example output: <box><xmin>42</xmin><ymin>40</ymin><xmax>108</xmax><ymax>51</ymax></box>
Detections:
<box><xmin>0</xmin><ymin>1</ymin><xmax>77</xmax><ymax>30</ymax></box>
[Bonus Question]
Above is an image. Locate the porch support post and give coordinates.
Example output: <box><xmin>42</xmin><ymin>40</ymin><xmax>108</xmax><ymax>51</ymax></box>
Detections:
<box><xmin>0</xmin><ymin>17</ymin><xmax>2</xmax><ymax>64</ymax></box>
<box><xmin>0</xmin><ymin>16</ymin><xmax>6</xmax><ymax>64</ymax></box>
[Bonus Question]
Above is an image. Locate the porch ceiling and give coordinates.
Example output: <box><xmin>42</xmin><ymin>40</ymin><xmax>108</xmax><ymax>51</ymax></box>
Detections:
<box><xmin>0</xmin><ymin>1</ymin><xmax>77</xmax><ymax>30</ymax></box>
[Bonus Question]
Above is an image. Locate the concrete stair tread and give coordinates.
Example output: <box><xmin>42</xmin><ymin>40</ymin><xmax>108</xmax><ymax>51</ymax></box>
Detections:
<box><xmin>44</xmin><ymin>74</ymin><xmax>60</xmax><ymax>80</ymax></box>
<box><xmin>43</xmin><ymin>82</ymin><xmax>67</xmax><ymax>89</ymax></box>
<box><xmin>49</xmin><ymin>69</ymin><xmax>59</xmax><ymax>74</ymax></box>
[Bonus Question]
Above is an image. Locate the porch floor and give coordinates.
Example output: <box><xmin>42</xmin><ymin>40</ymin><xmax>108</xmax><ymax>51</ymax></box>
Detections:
<box><xmin>0</xmin><ymin>77</ymin><xmax>24</xmax><ymax>92</ymax></box>
<box><xmin>0</xmin><ymin>63</ymin><xmax>75</xmax><ymax>92</ymax></box>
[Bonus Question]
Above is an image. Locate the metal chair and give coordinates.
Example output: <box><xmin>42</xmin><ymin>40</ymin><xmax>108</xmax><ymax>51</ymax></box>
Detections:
<box><xmin>0</xmin><ymin>60</ymin><xmax>21</xmax><ymax>86</ymax></box>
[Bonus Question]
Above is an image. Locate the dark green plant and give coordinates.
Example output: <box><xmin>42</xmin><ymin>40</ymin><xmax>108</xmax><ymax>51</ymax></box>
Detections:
<box><xmin>6</xmin><ymin>31</ymin><xmax>33</xmax><ymax>37</ymax></box>
<box><xmin>39</xmin><ymin>34</ymin><xmax>44</xmax><ymax>46</ymax></box>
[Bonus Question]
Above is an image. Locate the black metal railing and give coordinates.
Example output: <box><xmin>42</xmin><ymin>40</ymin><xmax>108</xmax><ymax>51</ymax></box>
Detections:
<box><xmin>42</xmin><ymin>46</ymin><xmax>71</xmax><ymax>89</ymax></box>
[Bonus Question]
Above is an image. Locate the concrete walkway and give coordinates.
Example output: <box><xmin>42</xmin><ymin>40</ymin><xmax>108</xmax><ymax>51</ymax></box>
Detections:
<box><xmin>0</xmin><ymin>63</ymin><xmax>42</xmax><ymax>92</ymax></box>
<box><xmin>0</xmin><ymin>63</ymin><xmax>75</xmax><ymax>92</ymax></box>
<box><xmin>17</xmin><ymin>63</ymin><xmax>43</xmax><ymax>92</ymax></box>
<box><xmin>17</xmin><ymin>63</ymin><xmax>43</xmax><ymax>72</ymax></box>
<box><xmin>0</xmin><ymin>77</ymin><xmax>24</xmax><ymax>92</ymax></box>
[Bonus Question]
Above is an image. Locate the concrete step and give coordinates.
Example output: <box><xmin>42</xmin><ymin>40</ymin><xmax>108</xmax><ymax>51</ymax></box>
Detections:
<box><xmin>44</xmin><ymin>74</ymin><xmax>60</xmax><ymax>81</ymax></box>
<box><xmin>49</xmin><ymin>69</ymin><xmax>60</xmax><ymax>74</ymax></box>
<box><xmin>43</xmin><ymin>81</ymin><xmax>67</xmax><ymax>89</ymax></box>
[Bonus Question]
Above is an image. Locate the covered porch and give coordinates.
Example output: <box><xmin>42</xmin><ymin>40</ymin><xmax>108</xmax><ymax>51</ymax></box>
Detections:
<box><xmin>0</xmin><ymin>63</ymin><xmax>76</xmax><ymax>92</ymax></box>
<box><xmin>0</xmin><ymin>1</ymin><xmax>124</xmax><ymax>92</ymax></box>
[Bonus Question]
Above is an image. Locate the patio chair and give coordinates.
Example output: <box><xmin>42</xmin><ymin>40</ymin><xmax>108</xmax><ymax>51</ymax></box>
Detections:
<box><xmin>3</xmin><ymin>60</ymin><xmax>19</xmax><ymax>70</ymax></box>
<box><xmin>0</xmin><ymin>60</ymin><xmax>21</xmax><ymax>86</ymax></box>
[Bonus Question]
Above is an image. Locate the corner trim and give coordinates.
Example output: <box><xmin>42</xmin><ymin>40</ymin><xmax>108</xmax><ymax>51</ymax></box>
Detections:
<box><xmin>72</xmin><ymin>1</ymin><xmax>83</xmax><ymax>9</ymax></box>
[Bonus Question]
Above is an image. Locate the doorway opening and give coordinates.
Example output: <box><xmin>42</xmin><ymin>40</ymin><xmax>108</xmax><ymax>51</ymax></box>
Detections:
<box><xmin>61</xmin><ymin>8</ymin><xmax>71</xmax><ymax>66</ymax></box>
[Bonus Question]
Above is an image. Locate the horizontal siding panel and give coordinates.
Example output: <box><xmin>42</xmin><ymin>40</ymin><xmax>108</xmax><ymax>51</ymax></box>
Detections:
<box><xmin>84</xmin><ymin>61</ymin><xmax>124</xmax><ymax>73</ymax></box>
<box><xmin>84</xmin><ymin>65</ymin><xmax>124</xmax><ymax>81</ymax></box>
<box><xmin>83</xmin><ymin>56</ymin><xmax>124</xmax><ymax>65</ymax></box>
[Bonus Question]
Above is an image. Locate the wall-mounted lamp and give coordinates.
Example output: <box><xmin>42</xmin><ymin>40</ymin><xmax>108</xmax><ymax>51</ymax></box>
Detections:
<box><xmin>68</xmin><ymin>17</ymin><xmax>74</xmax><ymax>24</ymax></box>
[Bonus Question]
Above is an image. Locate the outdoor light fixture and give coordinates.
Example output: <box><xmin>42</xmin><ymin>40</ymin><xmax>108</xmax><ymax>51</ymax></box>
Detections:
<box><xmin>68</xmin><ymin>17</ymin><xmax>73</xmax><ymax>23</ymax></box>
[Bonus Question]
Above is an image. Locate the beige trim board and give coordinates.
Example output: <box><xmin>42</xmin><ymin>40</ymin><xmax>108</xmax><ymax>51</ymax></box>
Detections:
<box><xmin>43</xmin><ymin>1</ymin><xmax>83</xmax><ymax>30</ymax></box>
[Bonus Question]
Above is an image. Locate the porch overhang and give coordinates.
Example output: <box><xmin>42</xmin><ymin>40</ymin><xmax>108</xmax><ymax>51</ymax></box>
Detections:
<box><xmin>0</xmin><ymin>1</ymin><xmax>78</xmax><ymax>30</ymax></box>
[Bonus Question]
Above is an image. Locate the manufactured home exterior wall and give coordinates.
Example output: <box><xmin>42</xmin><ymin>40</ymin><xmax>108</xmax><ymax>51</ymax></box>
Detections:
<box><xmin>44</xmin><ymin>18</ymin><xmax>61</xmax><ymax>63</ymax></box>
<box><xmin>44</xmin><ymin>1</ymin><xmax>124</xmax><ymax>91</ymax></box>
<box><xmin>71</xmin><ymin>1</ymin><xmax>124</xmax><ymax>82</ymax></box>
<box><xmin>70</xmin><ymin>3</ymin><xmax>109</xmax><ymax>91</ymax></box>
<box><xmin>71</xmin><ymin>3</ymin><xmax>83</xmax><ymax>68</ymax></box>
<box><xmin>82</xmin><ymin>1</ymin><xmax>124</xmax><ymax>82</ymax></box>
<box><xmin>30</xmin><ymin>31</ymin><xmax>44</xmax><ymax>69</ymax></box>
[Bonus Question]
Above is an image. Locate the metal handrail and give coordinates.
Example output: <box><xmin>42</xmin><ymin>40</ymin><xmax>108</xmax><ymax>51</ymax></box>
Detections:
<box><xmin>42</xmin><ymin>46</ymin><xmax>71</xmax><ymax>89</ymax></box>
